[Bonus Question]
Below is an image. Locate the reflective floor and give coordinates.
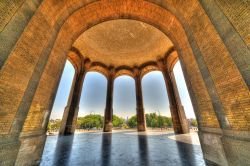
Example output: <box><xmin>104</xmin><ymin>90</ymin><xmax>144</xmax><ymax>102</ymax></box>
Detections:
<box><xmin>40</xmin><ymin>130</ymin><xmax>209</xmax><ymax>166</ymax></box>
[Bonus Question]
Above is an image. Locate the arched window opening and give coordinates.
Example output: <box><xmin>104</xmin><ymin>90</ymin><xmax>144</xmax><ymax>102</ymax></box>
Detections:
<box><xmin>78</xmin><ymin>72</ymin><xmax>107</xmax><ymax>131</ymax></box>
<box><xmin>113</xmin><ymin>76</ymin><xmax>136</xmax><ymax>129</ymax></box>
<box><xmin>142</xmin><ymin>71</ymin><xmax>173</xmax><ymax>130</ymax></box>
<box><xmin>48</xmin><ymin>60</ymin><xmax>75</xmax><ymax>133</ymax></box>
<box><xmin>173</xmin><ymin>61</ymin><xmax>197</xmax><ymax>130</ymax></box>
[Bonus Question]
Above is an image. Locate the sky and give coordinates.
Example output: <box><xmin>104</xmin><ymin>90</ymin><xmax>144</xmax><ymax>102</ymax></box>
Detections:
<box><xmin>50</xmin><ymin>60</ymin><xmax>195</xmax><ymax>119</ymax></box>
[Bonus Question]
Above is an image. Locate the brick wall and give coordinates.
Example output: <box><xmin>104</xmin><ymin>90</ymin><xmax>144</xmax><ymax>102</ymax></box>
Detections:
<box><xmin>0</xmin><ymin>0</ymin><xmax>25</xmax><ymax>31</ymax></box>
<box><xmin>0</xmin><ymin>0</ymin><xmax>249</xmax><ymax>165</ymax></box>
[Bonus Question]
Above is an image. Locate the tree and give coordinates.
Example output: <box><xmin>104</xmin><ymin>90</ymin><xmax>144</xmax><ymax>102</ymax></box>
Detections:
<box><xmin>151</xmin><ymin>118</ymin><xmax>157</xmax><ymax>128</ymax></box>
<box><xmin>145</xmin><ymin>113</ymin><xmax>172</xmax><ymax>128</ymax></box>
<box><xmin>145</xmin><ymin>113</ymin><xmax>158</xmax><ymax>128</ymax></box>
<box><xmin>158</xmin><ymin>115</ymin><xmax>164</xmax><ymax>129</ymax></box>
<box><xmin>77</xmin><ymin>114</ymin><xmax>103</xmax><ymax>130</ymax></box>
<box><xmin>47</xmin><ymin>119</ymin><xmax>61</xmax><ymax>131</ymax></box>
<box><xmin>112</xmin><ymin>115</ymin><xmax>125</xmax><ymax>127</ymax></box>
<box><xmin>127</xmin><ymin>115</ymin><xmax>137</xmax><ymax>128</ymax></box>
<box><xmin>163</xmin><ymin>116</ymin><xmax>173</xmax><ymax>127</ymax></box>
<box><xmin>190</xmin><ymin>119</ymin><xmax>198</xmax><ymax>127</ymax></box>
<box><xmin>145</xmin><ymin>114</ymin><xmax>151</xmax><ymax>127</ymax></box>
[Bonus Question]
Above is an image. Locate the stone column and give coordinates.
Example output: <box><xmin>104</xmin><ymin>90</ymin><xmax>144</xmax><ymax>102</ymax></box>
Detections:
<box><xmin>103</xmin><ymin>68</ymin><xmax>115</xmax><ymax>132</ymax></box>
<box><xmin>134</xmin><ymin>68</ymin><xmax>146</xmax><ymax>132</ymax></box>
<box><xmin>158</xmin><ymin>59</ymin><xmax>189</xmax><ymax>134</ymax></box>
<box><xmin>59</xmin><ymin>68</ymin><xmax>86</xmax><ymax>135</ymax></box>
<box><xmin>169</xmin><ymin>70</ymin><xmax>190</xmax><ymax>134</ymax></box>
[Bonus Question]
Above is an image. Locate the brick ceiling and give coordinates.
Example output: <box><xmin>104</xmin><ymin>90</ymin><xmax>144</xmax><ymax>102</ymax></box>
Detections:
<box><xmin>73</xmin><ymin>19</ymin><xmax>173</xmax><ymax>67</ymax></box>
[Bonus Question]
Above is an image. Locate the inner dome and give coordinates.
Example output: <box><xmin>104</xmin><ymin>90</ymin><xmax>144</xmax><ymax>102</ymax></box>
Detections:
<box><xmin>73</xmin><ymin>19</ymin><xmax>173</xmax><ymax>67</ymax></box>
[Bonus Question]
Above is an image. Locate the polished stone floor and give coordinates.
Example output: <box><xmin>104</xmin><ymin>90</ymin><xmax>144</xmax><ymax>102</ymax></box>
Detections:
<box><xmin>40</xmin><ymin>130</ymin><xmax>209</xmax><ymax>166</ymax></box>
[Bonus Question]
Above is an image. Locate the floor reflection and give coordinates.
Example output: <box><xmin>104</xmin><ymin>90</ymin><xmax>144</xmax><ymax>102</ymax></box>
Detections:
<box><xmin>101</xmin><ymin>133</ymin><xmax>112</xmax><ymax>166</ymax></box>
<box><xmin>40</xmin><ymin>131</ymin><xmax>207</xmax><ymax>166</ymax></box>
<box><xmin>138</xmin><ymin>135</ymin><xmax>149</xmax><ymax>166</ymax></box>
<box><xmin>52</xmin><ymin>135</ymin><xmax>74</xmax><ymax>166</ymax></box>
<box><xmin>176</xmin><ymin>141</ymin><xmax>199</xmax><ymax>166</ymax></box>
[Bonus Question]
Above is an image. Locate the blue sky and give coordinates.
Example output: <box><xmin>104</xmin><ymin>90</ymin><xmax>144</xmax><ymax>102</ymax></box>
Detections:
<box><xmin>50</xmin><ymin>60</ymin><xmax>195</xmax><ymax>119</ymax></box>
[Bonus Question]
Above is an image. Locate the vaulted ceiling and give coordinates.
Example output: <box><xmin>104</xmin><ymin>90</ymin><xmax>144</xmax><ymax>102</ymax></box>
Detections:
<box><xmin>73</xmin><ymin>19</ymin><xmax>173</xmax><ymax>67</ymax></box>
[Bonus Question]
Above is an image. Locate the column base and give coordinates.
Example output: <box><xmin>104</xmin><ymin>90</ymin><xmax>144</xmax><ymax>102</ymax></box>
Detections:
<box><xmin>198</xmin><ymin>128</ymin><xmax>228</xmax><ymax>166</ymax></box>
<box><xmin>180</xmin><ymin>124</ymin><xmax>189</xmax><ymax>134</ymax></box>
<box><xmin>137</xmin><ymin>123</ymin><xmax>146</xmax><ymax>132</ymax></box>
<box><xmin>15</xmin><ymin>131</ymin><xmax>46</xmax><ymax>166</ymax></box>
<box><xmin>179</xmin><ymin>106</ymin><xmax>190</xmax><ymax>134</ymax></box>
<box><xmin>59</xmin><ymin>106</ymin><xmax>70</xmax><ymax>135</ymax></box>
<box><xmin>136</xmin><ymin>107</ymin><xmax>146</xmax><ymax>132</ymax></box>
<box><xmin>0</xmin><ymin>139</ymin><xmax>20</xmax><ymax>166</ymax></box>
<box><xmin>170</xmin><ymin>105</ymin><xmax>181</xmax><ymax>133</ymax></box>
<box><xmin>170</xmin><ymin>105</ymin><xmax>188</xmax><ymax>134</ymax></box>
<box><xmin>103</xmin><ymin>122</ymin><xmax>112</xmax><ymax>132</ymax></box>
<box><xmin>63</xmin><ymin>125</ymin><xmax>76</xmax><ymax>135</ymax></box>
<box><xmin>199</xmin><ymin>128</ymin><xmax>250</xmax><ymax>166</ymax></box>
<box><xmin>60</xmin><ymin>106</ymin><xmax>79</xmax><ymax>136</ymax></box>
<box><xmin>221</xmin><ymin>130</ymin><xmax>250</xmax><ymax>166</ymax></box>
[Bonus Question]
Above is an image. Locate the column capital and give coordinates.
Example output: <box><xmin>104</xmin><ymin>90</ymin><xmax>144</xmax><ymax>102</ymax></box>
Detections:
<box><xmin>132</xmin><ymin>66</ymin><xmax>142</xmax><ymax>79</ymax></box>
<box><xmin>107</xmin><ymin>66</ymin><xmax>115</xmax><ymax>79</ymax></box>
<box><xmin>82</xmin><ymin>58</ymin><xmax>91</xmax><ymax>70</ymax></box>
<box><xmin>156</xmin><ymin>58</ymin><xmax>168</xmax><ymax>72</ymax></box>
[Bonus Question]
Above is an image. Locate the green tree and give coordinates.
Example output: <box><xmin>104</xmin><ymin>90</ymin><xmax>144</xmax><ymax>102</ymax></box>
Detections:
<box><xmin>145</xmin><ymin>113</ymin><xmax>172</xmax><ymax>128</ymax></box>
<box><xmin>47</xmin><ymin>119</ymin><xmax>61</xmax><ymax>131</ymax></box>
<box><xmin>145</xmin><ymin>113</ymin><xmax>157</xmax><ymax>128</ymax></box>
<box><xmin>151</xmin><ymin>118</ymin><xmax>157</xmax><ymax>128</ymax></box>
<box><xmin>77</xmin><ymin>114</ymin><xmax>103</xmax><ymax>129</ymax></box>
<box><xmin>158</xmin><ymin>115</ymin><xmax>164</xmax><ymax>128</ymax></box>
<box><xmin>146</xmin><ymin>114</ymin><xmax>151</xmax><ymax>127</ymax></box>
<box><xmin>127</xmin><ymin>115</ymin><xmax>137</xmax><ymax>128</ymax></box>
<box><xmin>112</xmin><ymin>115</ymin><xmax>125</xmax><ymax>127</ymax></box>
<box><xmin>47</xmin><ymin>121</ymin><xmax>52</xmax><ymax>131</ymax></box>
<box><xmin>163</xmin><ymin>116</ymin><xmax>172</xmax><ymax>127</ymax></box>
<box><xmin>190</xmin><ymin>119</ymin><xmax>198</xmax><ymax>127</ymax></box>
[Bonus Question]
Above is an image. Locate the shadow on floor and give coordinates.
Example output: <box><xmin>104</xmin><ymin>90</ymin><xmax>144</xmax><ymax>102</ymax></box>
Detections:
<box><xmin>40</xmin><ymin>131</ymin><xmax>208</xmax><ymax>166</ymax></box>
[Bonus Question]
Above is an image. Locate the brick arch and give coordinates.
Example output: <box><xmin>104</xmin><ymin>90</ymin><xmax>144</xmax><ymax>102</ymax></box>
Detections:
<box><xmin>67</xmin><ymin>55</ymin><xmax>79</xmax><ymax>73</ymax></box>
<box><xmin>166</xmin><ymin>51</ymin><xmax>179</xmax><ymax>72</ymax></box>
<box><xmin>2</xmin><ymin>1</ymin><xmax>250</xmax><ymax>144</ymax></box>
<box><xmin>1</xmin><ymin>0</ymin><xmax>249</xmax><ymax>165</ymax></box>
<box><xmin>115</xmin><ymin>67</ymin><xmax>134</xmax><ymax>79</ymax></box>
<box><xmin>69</xmin><ymin>47</ymin><xmax>110</xmax><ymax>78</ymax></box>
<box><xmin>53</xmin><ymin>1</ymin><xmax>221</xmax><ymax>128</ymax></box>
<box><xmin>140</xmin><ymin>62</ymin><xmax>160</xmax><ymax>79</ymax></box>
<box><xmin>18</xmin><ymin>0</ymin><xmax>221</xmax><ymax>136</ymax></box>
<box><xmin>88</xmin><ymin>62</ymin><xmax>110</xmax><ymax>79</ymax></box>
<box><xmin>67</xmin><ymin>48</ymin><xmax>84</xmax><ymax>73</ymax></box>
<box><xmin>114</xmin><ymin>74</ymin><xmax>135</xmax><ymax>81</ymax></box>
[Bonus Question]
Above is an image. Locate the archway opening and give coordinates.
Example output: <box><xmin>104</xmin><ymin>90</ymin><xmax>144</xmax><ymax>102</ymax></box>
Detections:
<box><xmin>113</xmin><ymin>75</ymin><xmax>137</xmax><ymax>129</ymax></box>
<box><xmin>78</xmin><ymin>72</ymin><xmax>107</xmax><ymax>131</ymax></box>
<box><xmin>142</xmin><ymin>71</ymin><xmax>173</xmax><ymax>130</ymax></box>
<box><xmin>2</xmin><ymin>0</ymin><xmax>248</xmax><ymax>165</ymax></box>
<box><xmin>47</xmin><ymin>60</ymin><xmax>75</xmax><ymax>133</ymax></box>
<box><xmin>35</xmin><ymin>14</ymin><xmax>209</xmax><ymax>166</ymax></box>
<box><xmin>173</xmin><ymin>61</ymin><xmax>198</xmax><ymax>130</ymax></box>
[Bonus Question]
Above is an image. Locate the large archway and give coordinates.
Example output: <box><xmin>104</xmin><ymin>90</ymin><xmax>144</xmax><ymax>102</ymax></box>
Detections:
<box><xmin>0</xmin><ymin>1</ymin><xmax>249</xmax><ymax>166</ymax></box>
<box><xmin>113</xmin><ymin>75</ymin><xmax>137</xmax><ymax>129</ymax></box>
<box><xmin>79</xmin><ymin>72</ymin><xmax>107</xmax><ymax>115</ymax></box>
